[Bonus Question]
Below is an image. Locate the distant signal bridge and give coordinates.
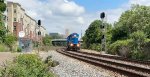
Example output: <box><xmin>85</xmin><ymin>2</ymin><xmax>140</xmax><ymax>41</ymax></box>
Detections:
<box><xmin>51</xmin><ymin>39</ymin><xmax>83</xmax><ymax>46</ymax></box>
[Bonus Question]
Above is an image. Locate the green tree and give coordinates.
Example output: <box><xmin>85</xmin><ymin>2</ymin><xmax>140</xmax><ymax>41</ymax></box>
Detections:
<box><xmin>109</xmin><ymin>5</ymin><xmax>150</xmax><ymax>60</ymax></box>
<box><xmin>4</xmin><ymin>34</ymin><xmax>17</xmax><ymax>51</ymax></box>
<box><xmin>83</xmin><ymin>20</ymin><xmax>111</xmax><ymax>49</ymax></box>
<box><xmin>0</xmin><ymin>0</ymin><xmax>6</xmax><ymax>43</ymax></box>
<box><xmin>0</xmin><ymin>0</ymin><xmax>6</xmax><ymax>13</ymax></box>
<box><xmin>112</xmin><ymin>5</ymin><xmax>150</xmax><ymax>42</ymax></box>
<box><xmin>43</xmin><ymin>35</ymin><xmax>52</xmax><ymax>46</ymax></box>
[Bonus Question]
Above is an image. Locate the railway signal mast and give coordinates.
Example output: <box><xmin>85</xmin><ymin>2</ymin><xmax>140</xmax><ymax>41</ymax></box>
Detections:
<box><xmin>100</xmin><ymin>12</ymin><xmax>107</xmax><ymax>52</ymax></box>
<box><xmin>37</xmin><ymin>20</ymin><xmax>41</xmax><ymax>53</ymax></box>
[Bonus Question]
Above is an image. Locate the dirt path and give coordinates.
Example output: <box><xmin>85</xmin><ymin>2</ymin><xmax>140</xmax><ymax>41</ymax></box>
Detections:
<box><xmin>0</xmin><ymin>52</ymin><xmax>16</xmax><ymax>66</ymax></box>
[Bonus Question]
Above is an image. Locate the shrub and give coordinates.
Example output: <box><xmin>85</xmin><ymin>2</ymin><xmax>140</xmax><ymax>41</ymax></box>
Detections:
<box><xmin>0</xmin><ymin>44</ymin><xmax>8</xmax><ymax>52</ymax></box>
<box><xmin>17</xmin><ymin>47</ymin><xmax>22</xmax><ymax>52</ymax></box>
<box><xmin>89</xmin><ymin>43</ymin><xmax>101</xmax><ymax>51</ymax></box>
<box><xmin>51</xmin><ymin>61</ymin><xmax>59</xmax><ymax>67</ymax></box>
<box><xmin>44</xmin><ymin>55</ymin><xmax>59</xmax><ymax>67</ymax></box>
<box><xmin>0</xmin><ymin>54</ymin><xmax>55</xmax><ymax>77</ymax></box>
<box><xmin>44</xmin><ymin>55</ymin><xmax>52</xmax><ymax>63</ymax></box>
<box><xmin>130</xmin><ymin>50</ymin><xmax>146</xmax><ymax>60</ymax></box>
<box><xmin>3</xmin><ymin>34</ymin><xmax>17</xmax><ymax>51</ymax></box>
<box><xmin>108</xmin><ymin>39</ymin><xmax>132</xmax><ymax>55</ymax></box>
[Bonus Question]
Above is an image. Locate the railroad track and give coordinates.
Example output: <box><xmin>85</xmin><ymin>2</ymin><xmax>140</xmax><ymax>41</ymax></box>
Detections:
<box><xmin>78</xmin><ymin>51</ymin><xmax>150</xmax><ymax>66</ymax></box>
<box><xmin>56</xmin><ymin>48</ymin><xmax>150</xmax><ymax>77</ymax></box>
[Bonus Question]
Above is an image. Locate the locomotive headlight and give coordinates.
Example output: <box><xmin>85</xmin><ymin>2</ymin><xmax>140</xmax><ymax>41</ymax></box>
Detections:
<box><xmin>77</xmin><ymin>44</ymin><xmax>80</xmax><ymax>47</ymax></box>
<box><xmin>70</xmin><ymin>43</ymin><xmax>73</xmax><ymax>46</ymax></box>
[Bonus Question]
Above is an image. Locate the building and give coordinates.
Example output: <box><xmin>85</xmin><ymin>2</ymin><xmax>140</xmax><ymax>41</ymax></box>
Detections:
<box><xmin>7</xmin><ymin>1</ymin><xmax>47</xmax><ymax>51</ymax></box>
<box><xmin>7</xmin><ymin>1</ymin><xmax>46</xmax><ymax>40</ymax></box>
<box><xmin>65</xmin><ymin>29</ymin><xmax>69</xmax><ymax>38</ymax></box>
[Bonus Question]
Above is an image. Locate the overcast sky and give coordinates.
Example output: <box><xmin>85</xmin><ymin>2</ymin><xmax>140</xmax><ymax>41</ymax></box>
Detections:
<box><xmin>6</xmin><ymin>0</ymin><xmax>150</xmax><ymax>37</ymax></box>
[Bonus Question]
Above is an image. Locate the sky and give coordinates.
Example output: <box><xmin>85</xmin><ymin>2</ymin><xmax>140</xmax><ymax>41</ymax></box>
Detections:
<box><xmin>6</xmin><ymin>0</ymin><xmax>150</xmax><ymax>37</ymax></box>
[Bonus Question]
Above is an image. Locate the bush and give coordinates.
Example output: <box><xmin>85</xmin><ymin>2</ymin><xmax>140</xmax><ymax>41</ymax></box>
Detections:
<box><xmin>0</xmin><ymin>54</ymin><xmax>55</xmax><ymax>77</ymax></box>
<box><xmin>44</xmin><ymin>55</ymin><xmax>59</xmax><ymax>67</ymax></box>
<box><xmin>17</xmin><ymin>47</ymin><xmax>22</xmax><ymax>52</ymax></box>
<box><xmin>0</xmin><ymin>44</ymin><xmax>8</xmax><ymax>52</ymax></box>
<box><xmin>89</xmin><ymin>43</ymin><xmax>101</xmax><ymax>51</ymax></box>
<box><xmin>51</xmin><ymin>61</ymin><xmax>59</xmax><ymax>67</ymax></box>
<box><xmin>3</xmin><ymin>34</ymin><xmax>17</xmax><ymax>51</ymax></box>
<box><xmin>108</xmin><ymin>39</ymin><xmax>132</xmax><ymax>55</ymax></box>
<box><xmin>130</xmin><ymin>50</ymin><xmax>146</xmax><ymax>60</ymax></box>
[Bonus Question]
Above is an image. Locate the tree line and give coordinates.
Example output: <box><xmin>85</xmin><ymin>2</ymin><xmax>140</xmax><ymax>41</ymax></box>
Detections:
<box><xmin>83</xmin><ymin>5</ymin><xmax>150</xmax><ymax>60</ymax></box>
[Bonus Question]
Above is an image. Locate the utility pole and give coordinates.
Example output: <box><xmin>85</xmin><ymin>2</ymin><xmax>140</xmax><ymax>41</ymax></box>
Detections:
<box><xmin>100</xmin><ymin>12</ymin><xmax>106</xmax><ymax>52</ymax></box>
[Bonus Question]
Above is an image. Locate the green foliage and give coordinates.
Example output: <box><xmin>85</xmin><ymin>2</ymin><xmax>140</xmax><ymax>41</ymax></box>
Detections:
<box><xmin>130</xmin><ymin>31</ymin><xmax>146</xmax><ymax>49</ymax></box>
<box><xmin>0</xmin><ymin>14</ymin><xmax>6</xmax><ymax>43</ymax></box>
<box><xmin>17</xmin><ymin>47</ymin><xmax>22</xmax><ymax>52</ymax></box>
<box><xmin>0</xmin><ymin>54</ymin><xmax>55</xmax><ymax>77</ymax></box>
<box><xmin>0</xmin><ymin>0</ymin><xmax>6</xmax><ymax>13</ymax></box>
<box><xmin>108</xmin><ymin>5</ymin><xmax>150</xmax><ymax>60</ymax></box>
<box><xmin>111</xmin><ymin>25</ymin><xmax>128</xmax><ymax>42</ymax></box>
<box><xmin>83</xmin><ymin>20</ymin><xmax>111</xmax><ymax>48</ymax></box>
<box><xmin>0</xmin><ymin>0</ymin><xmax>6</xmax><ymax>42</ymax></box>
<box><xmin>43</xmin><ymin>35</ymin><xmax>52</xmax><ymax>46</ymax></box>
<box><xmin>3</xmin><ymin>34</ymin><xmax>17</xmax><ymax>51</ymax></box>
<box><xmin>44</xmin><ymin>55</ymin><xmax>59</xmax><ymax>67</ymax></box>
<box><xmin>89</xmin><ymin>43</ymin><xmax>101</xmax><ymax>51</ymax></box>
<box><xmin>108</xmin><ymin>39</ymin><xmax>132</xmax><ymax>55</ymax></box>
<box><xmin>130</xmin><ymin>50</ymin><xmax>146</xmax><ymax>60</ymax></box>
<box><xmin>51</xmin><ymin>61</ymin><xmax>59</xmax><ymax>67</ymax></box>
<box><xmin>0</xmin><ymin>44</ymin><xmax>8</xmax><ymax>52</ymax></box>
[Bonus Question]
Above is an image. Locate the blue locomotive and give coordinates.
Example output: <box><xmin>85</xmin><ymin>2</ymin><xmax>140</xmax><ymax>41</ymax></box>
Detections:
<box><xmin>66</xmin><ymin>33</ymin><xmax>80</xmax><ymax>51</ymax></box>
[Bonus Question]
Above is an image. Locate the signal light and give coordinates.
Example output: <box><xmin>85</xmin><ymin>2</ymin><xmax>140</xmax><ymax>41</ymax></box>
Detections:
<box><xmin>102</xmin><ymin>35</ymin><xmax>105</xmax><ymax>39</ymax></box>
<box><xmin>101</xmin><ymin>25</ymin><xmax>104</xmax><ymax>29</ymax></box>
<box><xmin>100</xmin><ymin>12</ymin><xmax>105</xmax><ymax>19</ymax></box>
<box><xmin>38</xmin><ymin>20</ymin><xmax>41</xmax><ymax>26</ymax></box>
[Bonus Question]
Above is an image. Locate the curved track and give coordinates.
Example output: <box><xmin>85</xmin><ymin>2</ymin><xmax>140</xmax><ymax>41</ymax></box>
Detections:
<box><xmin>56</xmin><ymin>48</ymin><xmax>150</xmax><ymax>77</ymax></box>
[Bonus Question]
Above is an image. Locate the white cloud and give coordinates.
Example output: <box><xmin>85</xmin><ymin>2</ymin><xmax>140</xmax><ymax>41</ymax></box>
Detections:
<box><xmin>76</xmin><ymin>17</ymin><xmax>84</xmax><ymax>24</ymax></box>
<box><xmin>6</xmin><ymin>0</ymin><xmax>85</xmax><ymax>35</ymax></box>
<box><xmin>104</xmin><ymin>0</ymin><xmax>150</xmax><ymax>24</ymax></box>
<box><xmin>129</xmin><ymin>0</ymin><xmax>150</xmax><ymax>6</ymax></box>
<box><xmin>6</xmin><ymin>0</ymin><xmax>150</xmax><ymax>36</ymax></box>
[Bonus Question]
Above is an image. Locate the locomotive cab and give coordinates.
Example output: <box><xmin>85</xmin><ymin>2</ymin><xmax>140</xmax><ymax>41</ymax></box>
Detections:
<box><xmin>67</xmin><ymin>33</ymin><xmax>80</xmax><ymax>51</ymax></box>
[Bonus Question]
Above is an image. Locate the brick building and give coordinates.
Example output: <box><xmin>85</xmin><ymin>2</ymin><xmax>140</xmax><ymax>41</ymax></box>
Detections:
<box><xmin>7</xmin><ymin>1</ymin><xmax>46</xmax><ymax>40</ymax></box>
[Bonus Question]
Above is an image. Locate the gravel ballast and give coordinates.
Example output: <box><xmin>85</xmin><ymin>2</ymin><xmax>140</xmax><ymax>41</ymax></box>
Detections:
<box><xmin>39</xmin><ymin>51</ymin><xmax>125</xmax><ymax>77</ymax></box>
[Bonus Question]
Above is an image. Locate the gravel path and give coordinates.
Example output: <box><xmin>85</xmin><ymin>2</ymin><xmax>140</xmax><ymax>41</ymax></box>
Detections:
<box><xmin>39</xmin><ymin>51</ymin><xmax>125</xmax><ymax>77</ymax></box>
<box><xmin>0</xmin><ymin>52</ymin><xmax>16</xmax><ymax>66</ymax></box>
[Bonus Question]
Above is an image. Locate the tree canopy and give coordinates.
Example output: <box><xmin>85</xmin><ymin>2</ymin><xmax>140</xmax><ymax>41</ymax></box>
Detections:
<box><xmin>111</xmin><ymin>5</ymin><xmax>150</xmax><ymax>42</ymax></box>
<box><xmin>83</xmin><ymin>20</ymin><xmax>111</xmax><ymax>49</ymax></box>
<box><xmin>83</xmin><ymin>5</ymin><xmax>150</xmax><ymax>60</ymax></box>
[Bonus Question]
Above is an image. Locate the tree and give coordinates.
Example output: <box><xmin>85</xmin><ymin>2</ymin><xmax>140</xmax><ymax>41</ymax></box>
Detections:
<box><xmin>0</xmin><ymin>0</ymin><xmax>6</xmax><ymax>13</ymax></box>
<box><xmin>42</xmin><ymin>35</ymin><xmax>52</xmax><ymax>46</ymax></box>
<box><xmin>112</xmin><ymin>5</ymin><xmax>150</xmax><ymax>42</ymax></box>
<box><xmin>109</xmin><ymin>5</ymin><xmax>150</xmax><ymax>60</ymax></box>
<box><xmin>0</xmin><ymin>0</ymin><xmax>6</xmax><ymax>43</ymax></box>
<box><xmin>83</xmin><ymin>20</ymin><xmax>111</xmax><ymax>49</ymax></box>
<box><xmin>4</xmin><ymin>34</ymin><xmax>17</xmax><ymax>51</ymax></box>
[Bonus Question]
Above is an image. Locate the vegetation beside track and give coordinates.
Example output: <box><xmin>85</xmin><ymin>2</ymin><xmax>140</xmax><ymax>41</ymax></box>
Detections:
<box><xmin>0</xmin><ymin>54</ymin><xmax>57</xmax><ymax>77</ymax></box>
<box><xmin>83</xmin><ymin>5</ymin><xmax>150</xmax><ymax>60</ymax></box>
